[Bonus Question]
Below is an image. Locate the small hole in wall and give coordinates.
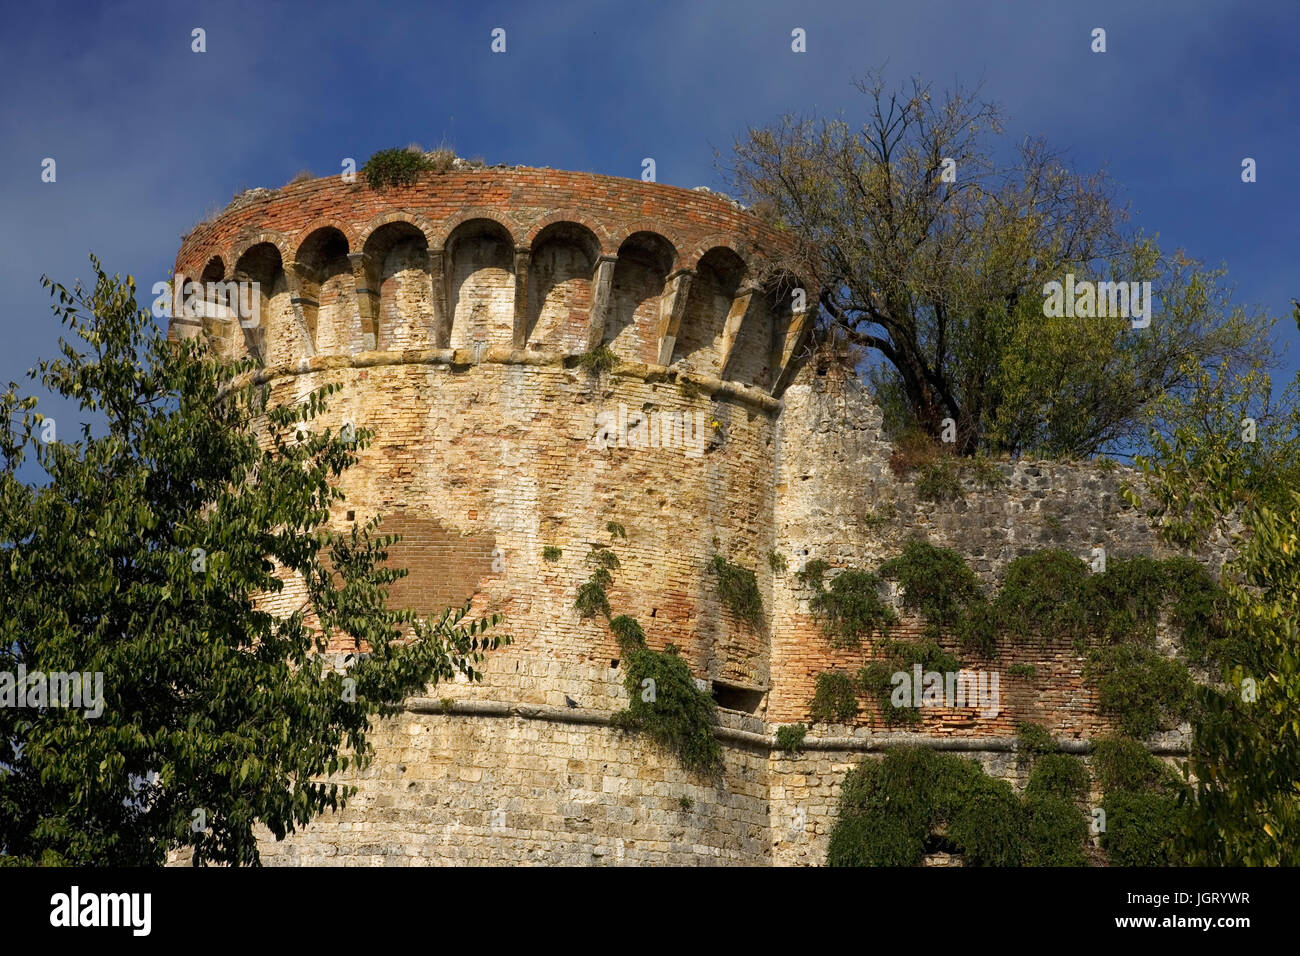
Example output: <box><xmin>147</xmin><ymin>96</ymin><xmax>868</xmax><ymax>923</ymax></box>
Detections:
<box><xmin>610</xmin><ymin>659</ymin><xmax>619</xmax><ymax>668</ymax></box>
<box><xmin>712</xmin><ymin>683</ymin><xmax>765</xmax><ymax>714</ymax></box>
<box><xmin>346</xmin><ymin>510</ymin><xmax>355</xmax><ymax>521</ymax></box>
<box><xmin>650</xmin><ymin>608</ymin><xmax>657</xmax><ymax>618</ymax></box>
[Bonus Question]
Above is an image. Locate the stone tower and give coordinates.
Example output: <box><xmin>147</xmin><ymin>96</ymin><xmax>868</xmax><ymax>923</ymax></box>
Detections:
<box><xmin>172</xmin><ymin>166</ymin><xmax>1188</xmax><ymax>865</ymax></box>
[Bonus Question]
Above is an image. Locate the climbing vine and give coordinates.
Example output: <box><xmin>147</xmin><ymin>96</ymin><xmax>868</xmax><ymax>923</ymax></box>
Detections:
<box><xmin>711</xmin><ymin>554</ymin><xmax>763</xmax><ymax>628</ymax></box>
<box><xmin>827</xmin><ymin>747</ymin><xmax>1074</xmax><ymax>867</ymax></box>
<box><xmin>799</xmin><ymin>565</ymin><xmax>896</xmax><ymax>648</ymax></box>
<box><xmin>801</xmin><ymin>540</ymin><xmax>1231</xmax><ymax>740</ymax></box>
<box><xmin>572</xmin><ymin>526</ymin><xmax>722</xmax><ymax>775</ymax></box>
<box><xmin>857</xmin><ymin>638</ymin><xmax>962</xmax><ymax>727</ymax></box>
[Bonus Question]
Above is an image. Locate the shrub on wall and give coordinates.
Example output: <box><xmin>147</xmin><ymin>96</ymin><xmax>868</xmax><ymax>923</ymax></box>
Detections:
<box><xmin>798</xmin><ymin>541</ymin><xmax>1232</xmax><ymax>740</ymax></box>
<box><xmin>362</xmin><ymin>147</ymin><xmax>437</xmax><ymax>189</ymax></box>
<box><xmin>1161</xmin><ymin>555</ymin><xmax>1236</xmax><ymax>667</ymax></box>
<box><xmin>711</xmin><ymin>554</ymin><xmax>763</xmax><ymax>628</ymax></box>
<box><xmin>1101</xmin><ymin>790</ymin><xmax>1188</xmax><ymax>866</ymax></box>
<box><xmin>775</xmin><ymin>723</ymin><xmax>807</xmax><ymax>753</ymax></box>
<box><xmin>879</xmin><ymin>540</ymin><xmax>985</xmax><ymax>639</ymax></box>
<box><xmin>1025</xmin><ymin>753</ymin><xmax>1089</xmax><ymax>802</ymax></box>
<box><xmin>571</xmin><ymin>527</ymin><xmax>723</xmax><ymax>776</ymax></box>
<box><xmin>994</xmin><ymin>549</ymin><xmax>1094</xmax><ymax>645</ymax></box>
<box><xmin>1092</xmin><ymin>736</ymin><xmax>1183</xmax><ymax>793</ymax></box>
<box><xmin>613</xmin><ymin>643</ymin><xmax>722</xmax><ymax>776</ymax></box>
<box><xmin>1024</xmin><ymin>794</ymin><xmax>1089</xmax><ymax>866</ymax></box>
<box><xmin>805</xmin><ymin>568</ymin><xmax>897</xmax><ymax>648</ymax></box>
<box><xmin>858</xmin><ymin>638</ymin><xmax>962</xmax><ymax>727</ymax></box>
<box><xmin>914</xmin><ymin>457</ymin><xmax>963</xmax><ymax>501</ymax></box>
<box><xmin>574</xmin><ymin>543</ymin><xmax>619</xmax><ymax>619</ymax></box>
<box><xmin>609</xmin><ymin>614</ymin><xmax>646</xmax><ymax>656</ymax></box>
<box><xmin>1085</xmin><ymin>643</ymin><xmax>1195</xmax><ymax>738</ymax></box>
<box><xmin>810</xmin><ymin>671</ymin><xmax>858</xmax><ymax>723</ymax></box>
<box><xmin>827</xmin><ymin>747</ymin><xmax>1086</xmax><ymax>867</ymax></box>
<box><xmin>1015</xmin><ymin>721</ymin><xmax>1056</xmax><ymax>765</ymax></box>
<box><xmin>1092</xmin><ymin>736</ymin><xmax>1190</xmax><ymax>866</ymax></box>
<box><xmin>1088</xmin><ymin>555</ymin><xmax>1169</xmax><ymax>644</ymax></box>
<box><xmin>576</xmin><ymin>344</ymin><xmax>618</xmax><ymax>375</ymax></box>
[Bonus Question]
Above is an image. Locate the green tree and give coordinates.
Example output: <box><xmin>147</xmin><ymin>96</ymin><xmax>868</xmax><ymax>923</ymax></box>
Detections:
<box><xmin>727</xmin><ymin>73</ymin><xmax>1274</xmax><ymax>457</ymax></box>
<box><xmin>1133</xmin><ymin>303</ymin><xmax>1300</xmax><ymax>865</ymax></box>
<box><xmin>0</xmin><ymin>257</ymin><xmax>507</xmax><ymax>865</ymax></box>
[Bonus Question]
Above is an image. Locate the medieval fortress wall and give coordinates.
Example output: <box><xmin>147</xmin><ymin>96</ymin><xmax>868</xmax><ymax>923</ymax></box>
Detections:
<box><xmin>171</xmin><ymin>167</ymin><xmax>1203</xmax><ymax>866</ymax></box>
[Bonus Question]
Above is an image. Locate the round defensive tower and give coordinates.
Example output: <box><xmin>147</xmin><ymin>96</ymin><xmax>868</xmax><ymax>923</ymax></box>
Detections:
<box><xmin>173</xmin><ymin>166</ymin><xmax>813</xmax><ymax>864</ymax></box>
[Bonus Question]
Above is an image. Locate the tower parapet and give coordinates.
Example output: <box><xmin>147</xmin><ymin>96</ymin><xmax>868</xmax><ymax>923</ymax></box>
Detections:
<box><xmin>175</xmin><ymin>167</ymin><xmax>813</xmax><ymax>397</ymax></box>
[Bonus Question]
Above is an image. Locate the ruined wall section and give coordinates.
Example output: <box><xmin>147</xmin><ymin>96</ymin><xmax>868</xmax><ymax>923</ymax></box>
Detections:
<box><xmin>769</xmin><ymin>367</ymin><xmax>1211</xmax><ymax>740</ymax></box>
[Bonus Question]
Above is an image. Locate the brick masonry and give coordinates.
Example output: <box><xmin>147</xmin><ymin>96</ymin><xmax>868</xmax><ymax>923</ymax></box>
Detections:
<box><xmin>169</xmin><ymin>166</ymin><xmax>1222</xmax><ymax>866</ymax></box>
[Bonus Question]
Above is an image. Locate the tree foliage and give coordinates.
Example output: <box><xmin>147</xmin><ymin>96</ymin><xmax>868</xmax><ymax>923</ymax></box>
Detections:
<box><xmin>0</xmin><ymin>258</ymin><xmax>507</xmax><ymax>865</ymax></box>
<box><xmin>1134</xmin><ymin>303</ymin><xmax>1300</xmax><ymax>865</ymax></box>
<box><xmin>728</xmin><ymin>72</ymin><xmax>1274</xmax><ymax>457</ymax></box>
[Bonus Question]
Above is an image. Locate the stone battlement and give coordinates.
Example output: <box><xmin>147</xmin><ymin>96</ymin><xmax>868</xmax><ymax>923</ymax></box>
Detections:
<box><xmin>173</xmin><ymin>166</ymin><xmax>812</xmax><ymax>397</ymax></box>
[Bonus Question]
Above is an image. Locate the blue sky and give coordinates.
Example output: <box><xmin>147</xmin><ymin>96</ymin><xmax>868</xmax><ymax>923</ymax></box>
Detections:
<box><xmin>2</xmin><ymin>0</ymin><xmax>1296</xmax><ymax>431</ymax></box>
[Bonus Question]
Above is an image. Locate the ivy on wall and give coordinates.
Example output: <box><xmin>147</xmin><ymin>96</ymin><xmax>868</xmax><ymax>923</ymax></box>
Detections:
<box><xmin>800</xmin><ymin>540</ymin><xmax>1231</xmax><ymax>739</ymax></box>
<box><xmin>813</xmin><ymin>539</ymin><xmax>1220</xmax><ymax>865</ymax></box>
<box><xmin>798</xmin><ymin>562</ymin><xmax>897</xmax><ymax>648</ymax></box>
<box><xmin>572</xmin><ymin>526</ymin><xmax>723</xmax><ymax>776</ymax></box>
<box><xmin>711</xmin><ymin>554</ymin><xmax>763</xmax><ymax>628</ymax></box>
<box><xmin>827</xmin><ymin>746</ymin><xmax>1088</xmax><ymax>867</ymax></box>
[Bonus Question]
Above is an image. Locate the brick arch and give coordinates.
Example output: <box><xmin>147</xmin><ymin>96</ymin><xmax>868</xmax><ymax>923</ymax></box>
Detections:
<box><xmin>199</xmin><ymin>255</ymin><xmax>226</xmax><ymax>283</ymax></box>
<box><xmin>294</xmin><ymin>225</ymin><xmax>358</xmax><ymax>356</ymax></box>
<box><xmin>522</xmin><ymin>211</ymin><xmax>615</xmax><ymax>257</ymax></box>
<box><xmin>362</xmin><ymin>220</ymin><xmax>434</xmax><ymax>351</ymax></box>
<box><xmin>604</xmin><ymin>231</ymin><xmax>677</xmax><ymax>364</ymax></box>
<box><xmin>610</xmin><ymin>220</ymin><xmax>684</xmax><ymax>267</ymax></box>
<box><xmin>293</xmin><ymin>220</ymin><xmax>356</xmax><ymax>264</ymax></box>
<box><xmin>435</xmin><ymin>209</ymin><xmax>522</xmax><ymax>251</ymax></box>
<box><xmin>231</xmin><ymin>230</ymin><xmax>292</xmax><ymax>268</ymax></box>
<box><xmin>672</xmin><ymin>246</ymin><xmax>747</xmax><ymax>376</ymax></box>
<box><xmin>232</xmin><ymin>240</ymin><xmax>292</xmax><ymax>365</ymax></box>
<box><xmin>681</xmin><ymin>235</ymin><xmax>755</xmax><ymax>279</ymax></box>
<box><xmin>193</xmin><ymin>255</ymin><xmax>239</xmax><ymax>359</ymax></box>
<box><xmin>358</xmin><ymin>210</ymin><xmax>438</xmax><ymax>251</ymax></box>
<box><xmin>445</xmin><ymin>217</ymin><xmax>518</xmax><ymax>350</ymax></box>
<box><xmin>525</xmin><ymin>221</ymin><xmax>602</xmax><ymax>351</ymax></box>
